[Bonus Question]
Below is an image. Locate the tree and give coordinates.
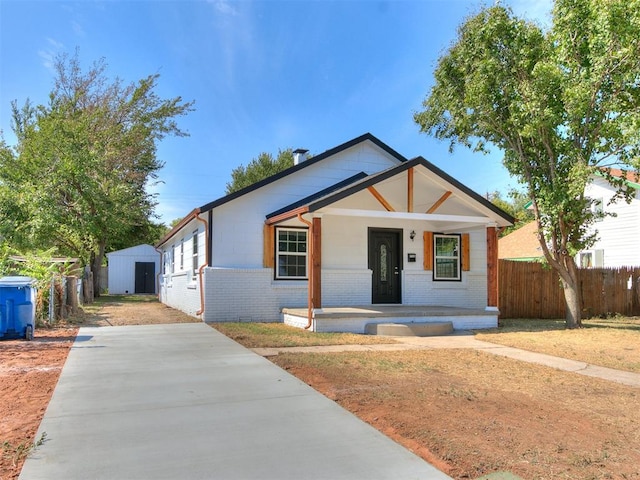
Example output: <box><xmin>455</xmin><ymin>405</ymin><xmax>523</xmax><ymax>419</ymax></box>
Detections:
<box><xmin>488</xmin><ymin>190</ymin><xmax>534</xmax><ymax>237</ymax></box>
<box><xmin>0</xmin><ymin>52</ymin><xmax>194</xmax><ymax>296</ymax></box>
<box><xmin>415</xmin><ymin>0</ymin><xmax>640</xmax><ymax>328</ymax></box>
<box><xmin>225</xmin><ymin>149</ymin><xmax>294</xmax><ymax>194</ymax></box>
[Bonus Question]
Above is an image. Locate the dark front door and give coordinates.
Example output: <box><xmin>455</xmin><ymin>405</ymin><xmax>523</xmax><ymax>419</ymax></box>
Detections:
<box><xmin>134</xmin><ymin>262</ymin><xmax>156</xmax><ymax>294</ymax></box>
<box><xmin>369</xmin><ymin>229</ymin><xmax>402</xmax><ymax>304</ymax></box>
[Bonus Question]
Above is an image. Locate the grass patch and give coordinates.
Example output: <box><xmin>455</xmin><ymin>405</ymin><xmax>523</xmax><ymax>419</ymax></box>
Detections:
<box><xmin>475</xmin><ymin>317</ymin><xmax>640</xmax><ymax>373</ymax></box>
<box><xmin>210</xmin><ymin>322</ymin><xmax>397</xmax><ymax>348</ymax></box>
<box><xmin>2</xmin><ymin>432</ymin><xmax>47</xmax><ymax>466</ymax></box>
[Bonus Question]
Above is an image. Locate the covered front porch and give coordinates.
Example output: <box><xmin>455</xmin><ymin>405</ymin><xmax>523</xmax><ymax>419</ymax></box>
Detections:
<box><xmin>264</xmin><ymin>157</ymin><xmax>512</xmax><ymax>333</ymax></box>
<box><xmin>282</xmin><ymin>304</ymin><xmax>499</xmax><ymax>334</ymax></box>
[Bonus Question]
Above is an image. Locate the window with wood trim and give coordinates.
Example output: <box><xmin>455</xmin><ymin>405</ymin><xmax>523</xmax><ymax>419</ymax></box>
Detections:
<box><xmin>434</xmin><ymin>234</ymin><xmax>461</xmax><ymax>280</ymax></box>
<box><xmin>275</xmin><ymin>227</ymin><xmax>308</xmax><ymax>279</ymax></box>
<box><xmin>424</xmin><ymin>232</ymin><xmax>470</xmax><ymax>280</ymax></box>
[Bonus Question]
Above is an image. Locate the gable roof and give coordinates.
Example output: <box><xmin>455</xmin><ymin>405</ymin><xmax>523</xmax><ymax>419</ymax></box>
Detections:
<box><xmin>498</xmin><ymin>221</ymin><xmax>543</xmax><ymax>260</ymax></box>
<box><xmin>267</xmin><ymin>172</ymin><xmax>369</xmax><ymax>220</ymax></box>
<box><xmin>199</xmin><ymin>133</ymin><xmax>406</xmax><ymax>213</ymax></box>
<box><xmin>595</xmin><ymin>168</ymin><xmax>640</xmax><ymax>190</ymax></box>
<box><xmin>267</xmin><ymin>156</ymin><xmax>515</xmax><ymax>226</ymax></box>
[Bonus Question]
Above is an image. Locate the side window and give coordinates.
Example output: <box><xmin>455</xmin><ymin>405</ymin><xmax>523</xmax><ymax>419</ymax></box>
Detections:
<box><xmin>592</xmin><ymin>198</ymin><xmax>604</xmax><ymax>222</ymax></box>
<box><xmin>179</xmin><ymin>240</ymin><xmax>184</xmax><ymax>271</ymax></box>
<box><xmin>275</xmin><ymin>227</ymin><xmax>308</xmax><ymax>279</ymax></box>
<box><xmin>170</xmin><ymin>245</ymin><xmax>175</xmax><ymax>274</ymax></box>
<box><xmin>192</xmin><ymin>231</ymin><xmax>199</xmax><ymax>279</ymax></box>
<box><xmin>433</xmin><ymin>234</ymin><xmax>461</xmax><ymax>281</ymax></box>
<box><xmin>580</xmin><ymin>252</ymin><xmax>593</xmax><ymax>268</ymax></box>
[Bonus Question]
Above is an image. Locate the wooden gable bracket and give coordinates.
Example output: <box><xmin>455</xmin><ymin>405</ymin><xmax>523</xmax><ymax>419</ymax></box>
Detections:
<box><xmin>426</xmin><ymin>191</ymin><xmax>452</xmax><ymax>214</ymax></box>
<box><xmin>367</xmin><ymin>186</ymin><xmax>395</xmax><ymax>212</ymax></box>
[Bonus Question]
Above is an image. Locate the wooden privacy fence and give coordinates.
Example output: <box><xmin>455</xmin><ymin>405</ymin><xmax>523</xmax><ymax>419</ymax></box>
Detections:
<box><xmin>499</xmin><ymin>260</ymin><xmax>640</xmax><ymax>319</ymax></box>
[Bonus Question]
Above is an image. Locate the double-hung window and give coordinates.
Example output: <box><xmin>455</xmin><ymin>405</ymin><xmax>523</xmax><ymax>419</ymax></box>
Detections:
<box><xmin>276</xmin><ymin>227</ymin><xmax>307</xmax><ymax>279</ymax></box>
<box><xmin>433</xmin><ymin>234</ymin><xmax>461</xmax><ymax>281</ymax></box>
<box><xmin>170</xmin><ymin>245</ymin><xmax>175</xmax><ymax>274</ymax></box>
<box><xmin>192</xmin><ymin>231</ymin><xmax>199</xmax><ymax>279</ymax></box>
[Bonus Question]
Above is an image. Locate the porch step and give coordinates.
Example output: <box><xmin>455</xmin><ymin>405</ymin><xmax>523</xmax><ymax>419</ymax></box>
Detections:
<box><xmin>365</xmin><ymin>321</ymin><xmax>454</xmax><ymax>337</ymax></box>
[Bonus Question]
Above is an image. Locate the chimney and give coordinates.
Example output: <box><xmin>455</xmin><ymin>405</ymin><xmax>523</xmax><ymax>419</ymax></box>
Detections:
<box><xmin>293</xmin><ymin>148</ymin><xmax>309</xmax><ymax>166</ymax></box>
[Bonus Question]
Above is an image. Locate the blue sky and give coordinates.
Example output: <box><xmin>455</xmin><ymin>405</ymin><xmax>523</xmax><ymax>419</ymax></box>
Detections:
<box><xmin>0</xmin><ymin>0</ymin><xmax>552</xmax><ymax>224</ymax></box>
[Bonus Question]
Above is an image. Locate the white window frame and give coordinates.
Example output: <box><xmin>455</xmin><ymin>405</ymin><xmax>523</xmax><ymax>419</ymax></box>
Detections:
<box><xmin>433</xmin><ymin>234</ymin><xmax>461</xmax><ymax>281</ymax></box>
<box><xmin>192</xmin><ymin>230</ymin><xmax>199</xmax><ymax>280</ymax></box>
<box><xmin>579</xmin><ymin>252</ymin><xmax>593</xmax><ymax>268</ymax></box>
<box><xmin>170</xmin><ymin>245</ymin><xmax>175</xmax><ymax>274</ymax></box>
<box><xmin>592</xmin><ymin>197</ymin><xmax>604</xmax><ymax>222</ymax></box>
<box><xmin>275</xmin><ymin>227</ymin><xmax>308</xmax><ymax>280</ymax></box>
<box><xmin>179</xmin><ymin>240</ymin><xmax>184</xmax><ymax>271</ymax></box>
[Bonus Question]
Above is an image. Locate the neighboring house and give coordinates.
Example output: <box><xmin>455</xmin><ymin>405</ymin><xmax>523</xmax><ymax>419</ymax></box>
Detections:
<box><xmin>156</xmin><ymin>133</ymin><xmax>514</xmax><ymax>332</ymax></box>
<box><xmin>581</xmin><ymin>169</ymin><xmax>640</xmax><ymax>268</ymax></box>
<box><xmin>106</xmin><ymin>244</ymin><xmax>160</xmax><ymax>295</ymax></box>
<box><xmin>498</xmin><ymin>221</ymin><xmax>544</xmax><ymax>261</ymax></box>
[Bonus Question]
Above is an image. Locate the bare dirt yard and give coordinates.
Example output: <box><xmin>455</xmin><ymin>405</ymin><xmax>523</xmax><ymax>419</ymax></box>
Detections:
<box><xmin>218</xmin><ymin>320</ymin><xmax>640</xmax><ymax>480</ymax></box>
<box><xmin>0</xmin><ymin>295</ymin><xmax>198</xmax><ymax>480</ymax></box>
<box><xmin>3</xmin><ymin>303</ymin><xmax>639</xmax><ymax>480</ymax></box>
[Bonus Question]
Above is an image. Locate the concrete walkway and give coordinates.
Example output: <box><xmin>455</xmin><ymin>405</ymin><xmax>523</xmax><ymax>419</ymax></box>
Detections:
<box><xmin>253</xmin><ymin>331</ymin><xmax>640</xmax><ymax>389</ymax></box>
<box><xmin>20</xmin><ymin>323</ymin><xmax>451</xmax><ymax>480</ymax></box>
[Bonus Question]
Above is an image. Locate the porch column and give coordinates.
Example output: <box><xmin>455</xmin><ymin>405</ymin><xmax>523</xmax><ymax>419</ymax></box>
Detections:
<box><xmin>312</xmin><ymin>217</ymin><xmax>322</xmax><ymax>308</ymax></box>
<box><xmin>486</xmin><ymin>226</ymin><xmax>498</xmax><ymax>309</ymax></box>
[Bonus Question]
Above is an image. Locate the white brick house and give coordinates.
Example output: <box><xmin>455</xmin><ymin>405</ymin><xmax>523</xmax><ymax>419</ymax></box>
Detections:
<box><xmin>156</xmin><ymin>134</ymin><xmax>514</xmax><ymax>332</ymax></box>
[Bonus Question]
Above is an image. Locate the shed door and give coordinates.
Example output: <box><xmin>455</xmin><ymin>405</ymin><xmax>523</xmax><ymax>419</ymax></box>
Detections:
<box><xmin>135</xmin><ymin>262</ymin><xmax>156</xmax><ymax>294</ymax></box>
<box><xmin>369</xmin><ymin>229</ymin><xmax>402</xmax><ymax>304</ymax></box>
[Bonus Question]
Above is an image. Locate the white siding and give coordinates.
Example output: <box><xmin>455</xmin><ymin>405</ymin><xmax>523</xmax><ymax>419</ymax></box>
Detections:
<box><xmin>106</xmin><ymin>244</ymin><xmax>160</xmax><ymax>295</ymax></box>
<box><xmin>210</xmin><ymin>142</ymin><xmax>399</xmax><ymax>268</ymax></box>
<box><xmin>158</xmin><ymin>219</ymin><xmax>206</xmax><ymax>317</ymax></box>
<box><xmin>158</xmin><ymin>137</ymin><xmax>497</xmax><ymax>326</ymax></box>
<box><xmin>583</xmin><ymin>178</ymin><xmax>640</xmax><ymax>267</ymax></box>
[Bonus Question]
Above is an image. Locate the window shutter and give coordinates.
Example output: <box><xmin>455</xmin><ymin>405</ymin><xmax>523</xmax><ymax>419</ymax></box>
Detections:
<box><xmin>461</xmin><ymin>233</ymin><xmax>470</xmax><ymax>271</ymax></box>
<box><xmin>423</xmin><ymin>231</ymin><xmax>433</xmax><ymax>270</ymax></box>
<box><xmin>263</xmin><ymin>224</ymin><xmax>274</xmax><ymax>268</ymax></box>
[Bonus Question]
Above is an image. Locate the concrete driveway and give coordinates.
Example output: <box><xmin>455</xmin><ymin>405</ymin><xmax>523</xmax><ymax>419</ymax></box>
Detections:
<box><xmin>20</xmin><ymin>323</ymin><xmax>450</xmax><ymax>480</ymax></box>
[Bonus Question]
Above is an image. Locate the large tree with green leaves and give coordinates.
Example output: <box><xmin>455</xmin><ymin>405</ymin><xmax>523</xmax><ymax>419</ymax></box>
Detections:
<box><xmin>225</xmin><ymin>149</ymin><xmax>294</xmax><ymax>194</ymax></box>
<box><xmin>489</xmin><ymin>190</ymin><xmax>534</xmax><ymax>237</ymax></box>
<box><xmin>0</xmin><ymin>52</ymin><xmax>194</xmax><ymax>295</ymax></box>
<box><xmin>415</xmin><ymin>0</ymin><xmax>640</xmax><ymax>328</ymax></box>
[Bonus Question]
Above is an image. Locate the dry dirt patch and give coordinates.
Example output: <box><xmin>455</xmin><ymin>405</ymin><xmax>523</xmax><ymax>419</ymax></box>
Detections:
<box><xmin>79</xmin><ymin>294</ymin><xmax>200</xmax><ymax>326</ymax></box>
<box><xmin>0</xmin><ymin>295</ymin><xmax>198</xmax><ymax>480</ymax></box>
<box><xmin>272</xmin><ymin>349</ymin><xmax>640</xmax><ymax>480</ymax></box>
<box><xmin>476</xmin><ymin>317</ymin><xmax>640</xmax><ymax>373</ymax></box>
<box><xmin>1</xmin><ymin>327</ymin><xmax>77</xmax><ymax>480</ymax></box>
<box><xmin>212</xmin><ymin>321</ymin><xmax>398</xmax><ymax>348</ymax></box>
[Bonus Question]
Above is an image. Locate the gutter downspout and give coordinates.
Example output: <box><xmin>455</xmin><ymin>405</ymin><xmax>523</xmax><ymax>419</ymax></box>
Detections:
<box><xmin>195</xmin><ymin>210</ymin><xmax>209</xmax><ymax>317</ymax></box>
<box><xmin>297</xmin><ymin>213</ymin><xmax>314</xmax><ymax>329</ymax></box>
<box><xmin>154</xmin><ymin>246</ymin><xmax>163</xmax><ymax>301</ymax></box>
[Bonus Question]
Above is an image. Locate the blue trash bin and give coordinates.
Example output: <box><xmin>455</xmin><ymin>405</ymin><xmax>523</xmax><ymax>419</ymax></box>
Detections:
<box><xmin>0</xmin><ymin>276</ymin><xmax>36</xmax><ymax>341</ymax></box>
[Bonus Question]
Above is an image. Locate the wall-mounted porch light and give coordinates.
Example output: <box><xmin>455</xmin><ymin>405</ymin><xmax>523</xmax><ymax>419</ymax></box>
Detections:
<box><xmin>409</xmin><ymin>230</ymin><xmax>416</xmax><ymax>241</ymax></box>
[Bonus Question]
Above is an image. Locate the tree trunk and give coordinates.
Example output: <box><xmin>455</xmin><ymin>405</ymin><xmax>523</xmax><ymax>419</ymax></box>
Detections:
<box><xmin>559</xmin><ymin>259</ymin><xmax>583</xmax><ymax>329</ymax></box>
<box><xmin>90</xmin><ymin>240</ymin><xmax>106</xmax><ymax>299</ymax></box>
